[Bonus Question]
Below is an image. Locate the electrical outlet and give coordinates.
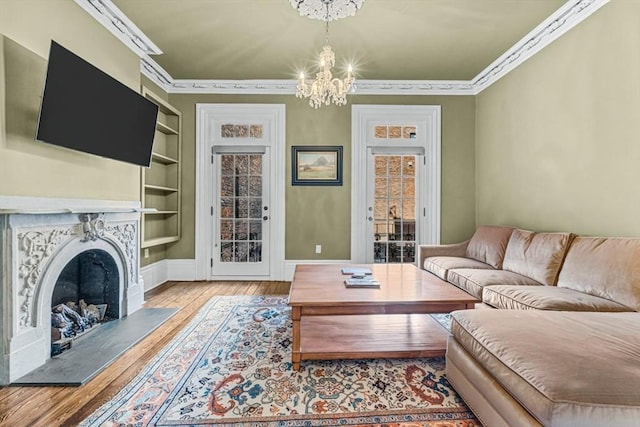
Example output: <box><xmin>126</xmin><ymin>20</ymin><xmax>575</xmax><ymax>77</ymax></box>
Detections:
<box><xmin>144</xmin><ymin>248</ymin><xmax>150</xmax><ymax>258</ymax></box>
<box><xmin>315</xmin><ymin>245</ymin><xmax>322</xmax><ymax>254</ymax></box>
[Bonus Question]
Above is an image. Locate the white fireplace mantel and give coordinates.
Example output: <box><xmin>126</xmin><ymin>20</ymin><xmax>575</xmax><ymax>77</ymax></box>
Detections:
<box><xmin>0</xmin><ymin>196</ymin><xmax>145</xmax><ymax>384</ymax></box>
<box><xmin>0</xmin><ymin>195</ymin><xmax>143</xmax><ymax>212</ymax></box>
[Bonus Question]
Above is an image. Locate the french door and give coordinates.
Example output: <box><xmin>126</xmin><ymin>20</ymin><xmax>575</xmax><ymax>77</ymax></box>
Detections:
<box><xmin>369</xmin><ymin>152</ymin><xmax>419</xmax><ymax>263</ymax></box>
<box><xmin>212</xmin><ymin>148</ymin><xmax>270</xmax><ymax>276</ymax></box>
<box><xmin>195</xmin><ymin>104</ymin><xmax>285</xmax><ymax>281</ymax></box>
<box><xmin>351</xmin><ymin>105</ymin><xmax>441</xmax><ymax>264</ymax></box>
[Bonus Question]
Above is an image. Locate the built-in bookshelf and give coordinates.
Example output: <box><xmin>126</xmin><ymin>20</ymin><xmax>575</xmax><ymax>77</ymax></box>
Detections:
<box><xmin>140</xmin><ymin>87</ymin><xmax>181</xmax><ymax>248</ymax></box>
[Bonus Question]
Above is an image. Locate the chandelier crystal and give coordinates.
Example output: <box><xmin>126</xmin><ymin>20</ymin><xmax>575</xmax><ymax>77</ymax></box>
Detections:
<box><xmin>295</xmin><ymin>0</ymin><xmax>359</xmax><ymax>108</ymax></box>
<box><xmin>297</xmin><ymin>45</ymin><xmax>354</xmax><ymax>108</ymax></box>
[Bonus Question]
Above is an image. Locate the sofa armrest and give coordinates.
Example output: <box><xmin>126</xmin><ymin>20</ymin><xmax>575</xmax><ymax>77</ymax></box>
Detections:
<box><xmin>418</xmin><ymin>240</ymin><xmax>470</xmax><ymax>269</ymax></box>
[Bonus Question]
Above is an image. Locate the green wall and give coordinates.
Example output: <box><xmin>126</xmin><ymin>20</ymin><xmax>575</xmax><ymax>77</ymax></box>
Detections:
<box><xmin>475</xmin><ymin>1</ymin><xmax>640</xmax><ymax>237</ymax></box>
<box><xmin>168</xmin><ymin>94</ymin><xmax>476</xmax><ymax>260</ymax></box>
<box><xmin>0</xmin><ymin>0</ymin><xmax>142</xmax><ymax>202</ymax></box>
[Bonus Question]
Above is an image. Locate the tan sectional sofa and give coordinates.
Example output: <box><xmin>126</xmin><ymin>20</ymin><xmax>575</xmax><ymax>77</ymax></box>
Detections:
<box><xmin>418</xmin><ymin>226</ymin><xmax>640</xmax><ymax>426</ymax></box>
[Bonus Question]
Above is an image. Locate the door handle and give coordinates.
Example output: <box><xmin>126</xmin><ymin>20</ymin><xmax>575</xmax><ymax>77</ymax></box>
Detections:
<box><xmin>368</xmin><ymin>216</ymin><xmax>373</xmax><ymax>221</ymax></box>
<box><xmin>263</xmin><ymin>216</ymin><xmax>269</xmax><ymax>221</ymax></box>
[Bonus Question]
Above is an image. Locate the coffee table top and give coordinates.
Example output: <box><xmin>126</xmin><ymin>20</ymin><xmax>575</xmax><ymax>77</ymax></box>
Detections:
<box><xmin>288</xmin><ymin>263</ymin><xmax>478</xmax><ymax>306</ymax></box>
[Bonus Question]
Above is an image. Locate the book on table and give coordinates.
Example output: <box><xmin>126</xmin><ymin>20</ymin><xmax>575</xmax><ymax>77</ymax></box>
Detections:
<box><xmin>341</xmin><ymin>267</ymin><xmax>372</xmax><ymax>275</ymax></box>
<box><xmin>344</xmin><ymin>276</ymin><xmax>380</xmax><ymax>288</ymax></box>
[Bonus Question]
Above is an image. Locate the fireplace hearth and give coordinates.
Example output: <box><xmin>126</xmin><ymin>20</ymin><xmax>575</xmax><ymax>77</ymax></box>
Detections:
<box><xmin>0</xmin><ymin>197</ymin><xmax>146</xmax><ymax>384</ymax></box>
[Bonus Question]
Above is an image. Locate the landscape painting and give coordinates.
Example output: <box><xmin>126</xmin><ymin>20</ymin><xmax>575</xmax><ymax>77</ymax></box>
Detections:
<box><xmin>292</xmin><ymin>146</ymin><xmax>343</xmax><ymax>186</ymax></box>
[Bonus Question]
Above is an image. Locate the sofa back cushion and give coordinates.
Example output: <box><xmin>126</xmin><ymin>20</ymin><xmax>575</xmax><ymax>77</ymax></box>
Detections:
<box><xmin>464</xmin><ymin>225</ymin><xmax>514</xmax><ymax>269</ymax></box>
<box><xmin>502</xmin><ymin>229</ymin><xmax>574</xmax><ymax>286</ymax></box>
<box><xmin>557</xmin><ymin>237</ymin><xmax>640</xmax><ymax>311</ymax></box>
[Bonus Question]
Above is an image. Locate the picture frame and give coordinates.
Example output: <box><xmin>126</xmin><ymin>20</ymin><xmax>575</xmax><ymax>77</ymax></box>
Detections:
<box><xmin>292</xmin><ymin>146</ymin><xmax>343</xmax><ymax>186</ymax></box>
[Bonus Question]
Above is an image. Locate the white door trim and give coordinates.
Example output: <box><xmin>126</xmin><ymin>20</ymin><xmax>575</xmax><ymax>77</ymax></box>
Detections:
<box><xmin>195</xmin><ymin>104</ymin><xmax>286</xmax><ymax>280</ymax></box>
<box><xmin>351</xmin><ymin>105</ymin><xmax>441</xmax><ymax>263</ymax></box>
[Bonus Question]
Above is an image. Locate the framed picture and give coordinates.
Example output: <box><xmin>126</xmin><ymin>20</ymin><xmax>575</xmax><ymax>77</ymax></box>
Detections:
<box><xmin>292</xmin><ymin>146</ymin><xmax>343</xmax><ymax>186</ymax></box>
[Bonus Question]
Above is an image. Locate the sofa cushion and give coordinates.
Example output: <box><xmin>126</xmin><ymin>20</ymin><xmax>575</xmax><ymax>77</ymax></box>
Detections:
<box><xmin>465</xmin><ymin>225</ymin><xmax>514</xmax><ymax>269</ymax></box>
<box><xmin>483</xmin><ymin>285</ymin><xmax>634</xmax><ymax>311</ymax></box>
<box><xmin>502</xmin><ymin>229</ymin><xmax>574</xmax><ymax>286</ymax></box>
<box><xmin>557</xmin><ymin>237</ymin><xmax>640</xmax><ymax>311</ymax></box>
<box><xmin>450</xmin><ymin>310</ymin><xmax>640</xmax><ymax>426</ymax></box>
<box><xmin>423</xmin><ymin>256</ymin><xmax>492</xmax><ymax>281</ymax></box>
<box><xmin>447</xmin><ymin>268</ymin><xmax>541</xmax><ymax>300</ymax></box>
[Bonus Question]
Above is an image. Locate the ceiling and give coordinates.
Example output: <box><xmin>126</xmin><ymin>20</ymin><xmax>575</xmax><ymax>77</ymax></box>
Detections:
<box><xmin>110</xmin><ymin>0</ymin><xmax>567</xmax><ymax>82</ymax></box>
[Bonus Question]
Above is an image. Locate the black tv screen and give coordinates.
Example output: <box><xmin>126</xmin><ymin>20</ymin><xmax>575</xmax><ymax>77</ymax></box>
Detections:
<box><xmin>36</xmin><ymin>41</ymin><xmax>158</xmax><ymax>167</ymax></box>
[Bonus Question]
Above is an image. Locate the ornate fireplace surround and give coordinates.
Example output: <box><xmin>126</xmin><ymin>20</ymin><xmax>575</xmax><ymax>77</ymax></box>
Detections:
<box><xmin>0</xmin><ymin>196</ymin><xmax>145</xmax><ymax>384</ymax></box>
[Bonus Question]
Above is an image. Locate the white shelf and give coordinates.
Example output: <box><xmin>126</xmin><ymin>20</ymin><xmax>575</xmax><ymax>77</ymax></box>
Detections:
<box><xmin>143</xmin><ymin>210</ymin><xmax>178</xmax><ymax>215</ymax></box>
<box><xmin>155</xmin><ymin>121</ymin><xmax>179</xmax><ymax>135</ymax></box>
<box><xmin>141</xmin><ymin>87</ymin><xmax>182</xmax><ymax>249</ymax></box>
<box><xmin>144</xmin><ymin>184</ymin><xmax>178</xmax><ymax>193</ymax></box>
<box><xmin>141</xmin><ymin>235</ymin><xmax>180</xmax><ymax>248</ymax></box>
<box><xmin>151</xmin><ymin>152</ymin><xmax>178</xmax><ymax>164</ymax></box>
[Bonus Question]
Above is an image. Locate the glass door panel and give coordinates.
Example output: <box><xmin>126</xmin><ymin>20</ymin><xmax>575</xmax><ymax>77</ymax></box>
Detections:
<box><xmin>372</xmin><ymin>154</ymin><xmax>416</xmax><ymax>263</ymax></box>
<box><xmin>213</xmin><ymin>151</ymin><xmax>269</xmax><ymax>275</ymax></box>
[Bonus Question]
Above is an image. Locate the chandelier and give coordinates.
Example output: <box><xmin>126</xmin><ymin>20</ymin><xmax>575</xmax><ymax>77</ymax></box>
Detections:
<box><xmin>293</xmin><ymin>0</ymin><xmax>363</xmax><ymax>108</ymax></box>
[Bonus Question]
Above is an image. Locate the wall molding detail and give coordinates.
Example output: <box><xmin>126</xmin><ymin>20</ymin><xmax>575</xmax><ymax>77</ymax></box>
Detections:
<box><xmin>77</xmin><ymin>0</ymin><xmax>610</xmax><ymax>96</ymax></box>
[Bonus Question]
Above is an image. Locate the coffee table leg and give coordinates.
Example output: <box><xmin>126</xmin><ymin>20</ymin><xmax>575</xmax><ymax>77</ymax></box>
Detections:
<box><xmin>291</xmin><ymin>306</ymin><xmax>301</xmax><ymax>371</ymax></box>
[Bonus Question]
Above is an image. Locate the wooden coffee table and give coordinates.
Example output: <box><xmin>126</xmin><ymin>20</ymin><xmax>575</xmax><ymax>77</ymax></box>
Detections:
<box><xmin>288</xmin><ymin>263</ymin><xmax>478</xmax><ymax>370</ymax></box>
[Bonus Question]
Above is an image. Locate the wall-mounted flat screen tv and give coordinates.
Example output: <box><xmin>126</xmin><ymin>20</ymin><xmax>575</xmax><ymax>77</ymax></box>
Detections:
<box><xmin>36</xmin><ymin>41</ymin><xmax>158</xmax><ymax>167</ymax></box>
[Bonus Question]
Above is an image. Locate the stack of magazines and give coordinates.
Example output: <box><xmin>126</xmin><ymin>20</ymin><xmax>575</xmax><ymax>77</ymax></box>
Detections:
<box><xmin>342</xmin><ymin>267</ymin><xmax>380</xmax><ymax>288</ymax></box>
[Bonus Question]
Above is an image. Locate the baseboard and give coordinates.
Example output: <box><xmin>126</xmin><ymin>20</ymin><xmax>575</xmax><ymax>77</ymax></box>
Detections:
<box><xmin>141</xmin><ymin>259</ymin><xmax>196</xmax><ymax>292</ymax></box>
<box><xmin>166</xmin><ymin>259</ymin><xmax>197</xmax><ymax>281</ymax></box>
<box><xmin>141</xmin><ymin>260</ymin><xmax>168</xmax><ymax>292</ymax></box>
<box><xmin>285</xmin><ymin>260</ymin><xmax>351</xmax><ymax>281</ymax></box>
<box><xmin>144</xmin><ymin>259</ymin><xmax>342</xmax><ymax>285</ymax></box>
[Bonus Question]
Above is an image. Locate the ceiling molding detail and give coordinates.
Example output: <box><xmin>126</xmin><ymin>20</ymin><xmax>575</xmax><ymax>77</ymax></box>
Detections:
<box><xmin>82</xmin><ymin>0</ymin><xmax>610</xmax><ymax>96</ymax></box>
<box><xmin>74</xmin><ymin>0</ymin><xmax>162</xmax><ymax>57</ymax></box>
<box><xmin>289</xmin><ymin>0</ymin><xmax>366</xmax><ymax>22</ymax></box>
<box><xmin>472</xmin><ymin>0</ymin><xmax>610</xmax><ymax>92</ymax></box>
<box><xmin>140</xmin><ymin>61</ymin><xmax>478</xmax><ymax>95</ymax></box>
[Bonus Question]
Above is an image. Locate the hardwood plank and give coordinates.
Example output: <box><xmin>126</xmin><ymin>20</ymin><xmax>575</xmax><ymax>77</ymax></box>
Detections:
<box><xmin>0</xmin><ymin>280</ymin><xmax>290</xmax><ymax>427</ymax></box>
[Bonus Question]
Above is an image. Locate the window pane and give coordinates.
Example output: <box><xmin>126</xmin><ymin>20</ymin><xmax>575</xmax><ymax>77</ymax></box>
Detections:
<box><xmin>221</xmin><ymin>155</ymin><xmax>234</xmax><ymax>175</ymax></box>
<box><xmin>250</xmin><ymin>154</ymin><xmax>262</xmax><ymax>175</ymax></box>
<box><xmin>220</xmin><ymin>198</ymin><xmax>234</xmax><ymax>218</ymax></box>
<box><xmin>235</xmin><ymin>220</ymin><xmax>248</xmax><ymax>240</ymax></box>
<box><xmin>249</xmin><ymin>176</ymin><xmax>262</xmax><ymax>197</ymax></box>
<box><xmin>220</xmin><ymin>177</ymin><xmax>234</xmax><ymax>197</ymax></box>
<box><xmin>388</xmin><ymin>156</ymin><xmax>402</xmax><ymax>175</ymax></box>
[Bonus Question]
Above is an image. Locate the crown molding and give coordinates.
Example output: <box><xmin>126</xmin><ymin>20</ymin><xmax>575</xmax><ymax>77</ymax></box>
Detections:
<box><xmin>82</xmin><ymin>0</ymin><xmax>610</xmax><ymax>96</ymax></box>
<box><xmin>74</xmin><ymin>0</ymin><xmax>162</xmax><ymax>57</ymax></box>
<box><xmin>140</xmin><ymin>63</ymin><xmax>478</xmax><ymax>96</ymax></box>
<box><xmin>472</xmin><ymin>0</ymin><xmax>610</xmax><ymax>92</ymax></box>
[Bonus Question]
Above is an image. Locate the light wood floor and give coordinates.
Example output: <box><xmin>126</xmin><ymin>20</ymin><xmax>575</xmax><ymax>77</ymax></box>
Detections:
<box><xmin>0</xmin><ymin>281</ymin><xmax>291</xmax><ymax>427</ymax></box>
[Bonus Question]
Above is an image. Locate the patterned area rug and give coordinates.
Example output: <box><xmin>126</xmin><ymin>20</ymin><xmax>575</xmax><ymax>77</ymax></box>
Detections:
<box><xmin>81</xmin><ymin>296</ymin><xmax>479</xmax><ymax>427</ymax></box>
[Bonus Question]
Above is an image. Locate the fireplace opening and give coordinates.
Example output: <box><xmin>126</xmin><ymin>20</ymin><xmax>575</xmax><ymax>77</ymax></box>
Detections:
<box><xmin>50</xmin><ymin>249</ymin><xmax>120</xmax><ymax>356</ymax></box>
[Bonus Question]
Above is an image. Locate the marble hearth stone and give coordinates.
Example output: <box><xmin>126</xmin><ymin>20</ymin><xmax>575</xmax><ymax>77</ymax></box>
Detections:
<box><xmin>12</xmin><ymin>307</ymin><xmax>178</xmax><ymax>386</ymax></box>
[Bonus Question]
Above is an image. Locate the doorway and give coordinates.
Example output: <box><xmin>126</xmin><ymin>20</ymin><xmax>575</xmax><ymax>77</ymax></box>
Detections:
<box><xmin>351</xmin><ymin>105</ymin><xmax>441</xmax><ymax>263</ymax></box>
<box><xmin>195</xmin><ymin>104</ymin><xmax>285</xmax><ymax>280</ymax></box>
